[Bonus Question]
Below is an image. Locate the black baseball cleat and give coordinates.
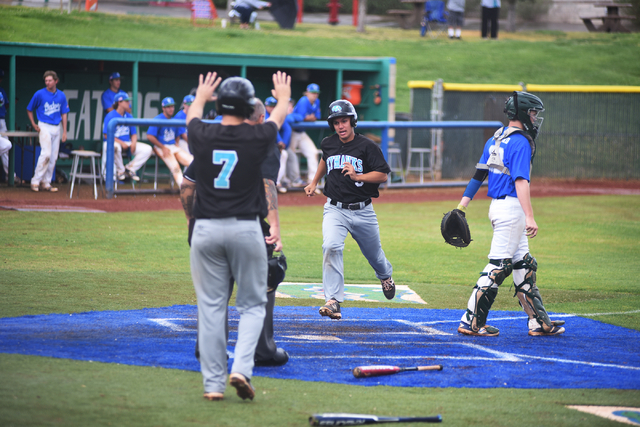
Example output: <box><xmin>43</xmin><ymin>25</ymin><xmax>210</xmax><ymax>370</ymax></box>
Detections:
<box><xmin>255</xmin><ymin>348</ymin><xmax>289</xmax><ymax>367</ymax></box>
<box><xmin>319</xmin><ymin>298</ymin><xmax>341</xmax><ymax>319</ymax></box>
<box><xmin>229</xmin><ymin>372</ymin><xmax>255</xmax><ymax>400</ymax></box>
<box><xmin>380</xmin><ymin>277</ymin><xmax>396</xmax><ymax>300</ymax></box>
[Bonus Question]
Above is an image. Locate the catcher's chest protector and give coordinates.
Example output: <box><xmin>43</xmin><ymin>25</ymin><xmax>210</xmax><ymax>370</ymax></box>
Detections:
<box><xmin>476</xmin><ymin>126</ymin><xmax>531</xmax><ymax>176</ymax></box>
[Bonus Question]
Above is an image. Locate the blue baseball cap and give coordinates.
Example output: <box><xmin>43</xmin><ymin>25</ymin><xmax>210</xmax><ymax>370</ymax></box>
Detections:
<box><xmin>306</xmin><ymin>83</ymin><xmax>320</xmax><ymax>93</ymax></box>
<box><xmin>113</xmin><ymin>92</ymin><xmax>130</xmax><ymax>103</ymax></box>
<box><xmin>162</xmin><ymin>97</ymin><xmax>175</xmax><ymax>107</ymax></box>
<box><xmin>183</xmin><ymin>95</ymin><xmax>195</xmax><ymax>105</ymax></box>
<box><xmin>264</xmin><ymin>96</ymin><xmax>277</xmax><ymax>106</ymax></box>
<box><xmin>109</xmin><ymin>72</ymin><xmax>121</xmax><ymax>80</ymax></box>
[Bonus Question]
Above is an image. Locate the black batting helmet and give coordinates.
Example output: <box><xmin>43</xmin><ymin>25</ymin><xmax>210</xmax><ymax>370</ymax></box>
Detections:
<box><xmin>327</xmin><ymin>99</ymin><xmax>358</xmax><ymax>132</ymax></box>
<box><xmin>216</xmin><ymin>77</ymin><xmax>256</xmax><ymax>118</ymax></box>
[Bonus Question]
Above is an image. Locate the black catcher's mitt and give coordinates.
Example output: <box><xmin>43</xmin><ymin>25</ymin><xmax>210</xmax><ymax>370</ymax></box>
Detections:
<box><xmin>441</xmin><ymin>209</ymin><xmax>471</xmax><ymax>248</ymax></box>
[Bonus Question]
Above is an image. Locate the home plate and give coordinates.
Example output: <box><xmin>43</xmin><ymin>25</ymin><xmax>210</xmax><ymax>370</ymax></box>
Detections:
<box><xmin>275</xmin><ymin>283</ymin><xmax>426</xmax><ymax>304</ymax></box>
<box><xmin>567</xmin><ymin>406</ymin><xmax>640</xmax><ymax>425</ymax></box>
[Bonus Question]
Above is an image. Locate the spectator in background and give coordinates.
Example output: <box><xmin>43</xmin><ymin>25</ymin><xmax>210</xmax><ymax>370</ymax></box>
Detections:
<box><xmin>26</xmin><ymin>70</ymin><xmax>69</xmax><ymax>193</ymax></box>
<box><xmin>0</xmin><ymin>69</ymin><xmax>13</xmax><ymax>183</ymax></box>
<box><xmin>229</xmin><ymin>0</ymin><xmax>271</xmax><ymax>29</ymax></box>
<box><xmin>102</xmin><ymin>92</ymin><xmax>153</xmax><ymax>182</ymax></box>
<box><xmin>175</xmin><ymin>95</ymin><xmax>195</xmax><ymax>154</ymax></box>
<box><xmin>481</xmin><ymin>0</ymin><xmax>500</xmax><ymax>39</ymax></box>
<box><xmin>101</xmin><ymin>72</ymin><xmax>122</xmax><ymax>114</ymax></box>
<box><xmin>288</xmin><ymin>83</ymin><xmax>321</xmax><ymax>186</ymax></box>
<box><xmin>447</xmin><ymin>0</ymin><xmax>465</xmax><ymax>39</ymax></box>
<box><xmin>146</xmin><ymin>97</ymin><xmax>193</xmax><ymax>186</ymax></box>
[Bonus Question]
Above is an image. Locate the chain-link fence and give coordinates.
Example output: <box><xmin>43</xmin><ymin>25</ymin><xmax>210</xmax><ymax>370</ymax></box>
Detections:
<box><xmin>408</xmin><ymin>83</ymin><xmax>640</xmax><ymax>180</ymax></box>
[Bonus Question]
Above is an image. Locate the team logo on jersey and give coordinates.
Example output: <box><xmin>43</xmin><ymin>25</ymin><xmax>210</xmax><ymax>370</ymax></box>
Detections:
<box><xmin>331</xmin><ymin>105</ymin><xmax>342</xmax><ymax>113</ymax></box>
<box><xmin>326</xmin><ymin>154</ymin><xmax>363</xmax><ymax>174</ymax></box>
<box><xmin>163</xmin><ymin>128</ymin><xmax>176</xmax><ymax>142</ymax></box>
<box><xmin>115</xmin><ymin>126</ymin><xmax>130</xmax><ymax>139</ymax></box>
<box><xmin>43</xmin><ymin>102</ymin><xmax>61</xmax><ymax>116</ymax></box>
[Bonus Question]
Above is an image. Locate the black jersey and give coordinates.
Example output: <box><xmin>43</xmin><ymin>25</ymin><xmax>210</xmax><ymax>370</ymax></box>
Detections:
<box><xmin>321</xmin><ymin>133</ymin><xmax>391</xmax><ymax>204</ymax></box>
<box><xmin>188</xmin><ymin>118</ymin><xmax>278</xmax><ymax>219</ymax></box>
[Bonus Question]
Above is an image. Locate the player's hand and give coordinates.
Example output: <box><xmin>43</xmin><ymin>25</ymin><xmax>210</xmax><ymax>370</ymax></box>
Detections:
<box><xmin>525</xmin><ymin>216</ymin><xmax>538</xmax><ymax>238</ymax></box>
<box><xmin>61</xmin><ymin>130</ymin><xmax>67</xmax><ymax>143</ymax></box>
<box><xmin>271</xmin><ymin>71</ymin><xmax>291</xmax><ymax>103</ymax></box>
<box><xmin>342</xmin><ymin>162</ymin><xmax>358</xmax><ymax>181</ymax></box>
<box><xmin>304</xmin><ymin>183</ymin><xmax>317</xmax><ymax>197</ymax></box>
<box><xmin>196</xmin><ymin>72</ymin><xmax>222</xmax><ymax>103</ymax></box>
<box><xmin>162</xmin><ymin>146</ymin><xmax>171</xmax><ymax>158</ymax></box>
<box><xmin>277</xmin><ymin>142</ymin><xmax>286</xmax><ymax>151</ymax></box>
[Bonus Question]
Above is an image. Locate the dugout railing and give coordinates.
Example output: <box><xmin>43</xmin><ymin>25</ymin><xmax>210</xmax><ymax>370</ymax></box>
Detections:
<box><xmin>106</xmin><ymin>118</ymin><xmax>503</xmax><ymax>199</ymax></box>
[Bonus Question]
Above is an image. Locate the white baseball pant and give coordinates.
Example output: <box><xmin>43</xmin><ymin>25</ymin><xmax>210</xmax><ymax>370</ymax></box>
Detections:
<box><xmin>287</xmin><ymin>131</ymin><xmax>318</xmax><ymax>182</ymax></box>
<box><xmin>32</xmin><ymin>122</ymin><xmax>61</xmax><ymax>187</ymax></box>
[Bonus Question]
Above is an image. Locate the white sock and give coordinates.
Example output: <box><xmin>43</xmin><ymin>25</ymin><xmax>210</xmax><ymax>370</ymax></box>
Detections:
<box><xmin>448</xmin><ymin>28</ymin><xmax>454</xmax><ymax>37</ymax></box>
<box><xmin>455</xmin><ymin>28</ymin><xmax>462</xmax><ymax>38</ymax></box>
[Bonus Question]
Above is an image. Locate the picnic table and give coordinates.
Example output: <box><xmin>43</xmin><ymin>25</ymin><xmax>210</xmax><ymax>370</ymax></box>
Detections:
<box><xmin>386</xmin><ymin>0</ymin><xmax>426</xmax><ymax>29</ymax></box>
<box><xmin>580</xmin><ymin>2</ymin><xmax>636</xmax><ymax>33</ymax></box>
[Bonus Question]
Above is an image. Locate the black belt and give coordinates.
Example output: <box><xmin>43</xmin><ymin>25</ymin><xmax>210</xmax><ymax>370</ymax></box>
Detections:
<box><xmin>496</xmin><ymin>195</ymin><xmax>507</xmax><ymax>200</ymax></box>
<box><xmin>329</xmin><ymin>198</ymin><xmax>372</xmax><ymax>210</ymax></box>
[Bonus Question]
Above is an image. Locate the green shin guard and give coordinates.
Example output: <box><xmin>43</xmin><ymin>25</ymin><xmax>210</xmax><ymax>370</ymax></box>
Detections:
<box><xmin>467</xmin><ymin>286</ymin><xmax>498</xmax><ymax>332</ymax></box>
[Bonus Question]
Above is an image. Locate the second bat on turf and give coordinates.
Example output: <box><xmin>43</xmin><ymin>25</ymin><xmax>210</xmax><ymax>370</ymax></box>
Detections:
<box><xmin>352</xmin><ymin>365</ymin><xmax>443</xmax><ymax>378</ymax></box>
<box><xmin>309</xmin><ymin>413</ymin><xmax>442</xmax><ymax>425</ymax></box>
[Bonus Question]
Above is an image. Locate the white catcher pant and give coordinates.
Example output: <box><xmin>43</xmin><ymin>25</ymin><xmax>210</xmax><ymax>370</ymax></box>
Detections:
<box><xmin>321</xmin><ymin>201</ymin><xmax>393</xmax><ymax>303</ymax></box>
<box><xmin>287</xmin><ymin>131</ymin><xmax>318</xmax><ymax>182</ymax></box>
<box><xmin>32</xmin><ymin>122</ymin><xmax>61</xmax><ymax>187</ymax></box>
<box><xmin>461</xmin><ymin>196</ymin><xmax>530</xmax><ymax>323</ymax></box>
<box><xmin>102</xmin><ymin>140</ymin><xmax>153</xmax><ymax>178</ymax></box>
<box><xmin>0</xmin><ymin>119</ymin><xmax>11</xmax><ymax>178</ymax></box>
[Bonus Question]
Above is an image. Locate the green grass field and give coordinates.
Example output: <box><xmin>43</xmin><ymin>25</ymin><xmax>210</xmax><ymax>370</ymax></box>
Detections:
<box><xmin>1</xmin><ymin>6</ymin><xmax>639</xmax><ymax>111</ymax></box>
<box><xmin>1</xmin><ymin>196</ymin><xmax>639</xmax><ymax>426</ymax></box>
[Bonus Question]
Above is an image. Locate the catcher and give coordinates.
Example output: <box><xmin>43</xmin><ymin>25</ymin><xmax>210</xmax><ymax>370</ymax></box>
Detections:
<box><xmin>443</xmin><ymin>91</ymin><xmax>565</xmax><ymax>337</ymax></box>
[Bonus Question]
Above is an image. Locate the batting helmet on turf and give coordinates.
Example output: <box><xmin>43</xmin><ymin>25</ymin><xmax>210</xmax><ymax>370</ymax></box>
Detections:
<box><xmin>327</xmin><ymin>99</ymin><xmax>358</xmax><ymax>132</ymax></box>
<box><xmin>504</xmin><ymin>91</ymin><xmax>545</xmax><ymax>142</ymax></box>
<box><xmin>216</xmin><ymin>77</ymin><xmax>256</xmax><ymax>118</ymax></box>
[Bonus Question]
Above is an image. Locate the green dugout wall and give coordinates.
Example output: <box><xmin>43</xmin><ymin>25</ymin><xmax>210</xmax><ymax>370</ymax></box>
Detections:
<box><xmin>0</xmin><ymin>42</ymin><xmax>394</xmax><ymax>178</ymax></box>
<box><xmin>409</xmin><ymin>81</ymin><xmax>640</xmax><ymax>180</ymax></box>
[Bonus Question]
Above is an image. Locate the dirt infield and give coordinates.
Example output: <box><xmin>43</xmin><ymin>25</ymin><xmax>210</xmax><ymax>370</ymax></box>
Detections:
<box><xmin>1</xmin><ymin>178</ymin><xmax>638</xmax><ymax>213</ymax></box>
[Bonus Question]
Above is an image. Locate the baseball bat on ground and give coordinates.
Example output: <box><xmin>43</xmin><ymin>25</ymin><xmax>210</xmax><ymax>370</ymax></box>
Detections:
<box><xmin>309</xmin><ymin>413</ymin><xmax>442</xmax><ymax>425</ymax></box>
<box><xmin>352</xmin><ymin>365</ymin><xmax>443</xmax><ymax>378</ymax></box>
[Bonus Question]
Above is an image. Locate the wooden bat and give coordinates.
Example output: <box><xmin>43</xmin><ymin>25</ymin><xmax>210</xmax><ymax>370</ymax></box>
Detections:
<box><xmin>309</xmin><ymin>413</ymin><xmax>442</xmax><ymax>425</ymax></box>
<box><xmin>352</xmin><ymin>365</ymin><xmax>443</xmax><ymax>378</ymax></box>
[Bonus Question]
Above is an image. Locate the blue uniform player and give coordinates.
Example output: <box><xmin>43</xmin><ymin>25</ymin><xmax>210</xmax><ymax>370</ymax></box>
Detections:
<box><xmin>175</xmin><ymin>94</ymin><xmax>194</xmax><ymax>154</ymax></box>
<box><xmin>455</xmin><ymin>91</ymin><xmax>565</xmax><ymax>337</ymax></box>
<box><xmin>264</xmin><ymin>96</ymin><xmax>292</xmax><ymax>193</ymax></box>
<box><xmin>146</xmin><ymin>97</ymin><xmax>193</xmax><ymax>186</ymax></box>
<box><xmin>101</xmin><ymin>72</ymin><xmax>122</xmax><ymax>114</ymax></box>
<box><xmin>184</xmin><ymin>71</ymin><xmax>291</xmax><ymax>402</ymax></box>
<box><xmin>0</xmin><ymin>69</ymin><xmax>12</xmax><ymax>182</ymax></box>
<box><xmin>26</xmin><ymin>70</ymin><xmax>70</xmax><ymax>192</ymax></box>
<box><xmin>305</xmin><ymin>100</ymin><xmax>396</xmax><ymax>320</ymax></box>
<box><xmin>102</xmin><ymin>92</ymin><xmax>152</xmax><ymax>182</ymax></box>
<box><xmin>288</xmin><ymin>83</ymin><xmax>321</xmax><ymax>186</ymax></box>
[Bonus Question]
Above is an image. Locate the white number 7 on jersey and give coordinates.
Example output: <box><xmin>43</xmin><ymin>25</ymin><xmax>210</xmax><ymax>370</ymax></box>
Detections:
<box><xmin>212</xmin><ymin>150</ymin><xmax>238</xmax><ymax>189</ymax></box>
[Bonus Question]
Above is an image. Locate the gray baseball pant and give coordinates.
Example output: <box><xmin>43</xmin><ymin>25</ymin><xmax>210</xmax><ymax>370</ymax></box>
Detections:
<box><xmin>190</xmin><ymin>216</ymin><xmax>267</xmax><ymax>394</ymax></box>
<box><xmin>322</xmin><ymin>201</ymin><xmax>393</xmax><ymax>302</ymax></box>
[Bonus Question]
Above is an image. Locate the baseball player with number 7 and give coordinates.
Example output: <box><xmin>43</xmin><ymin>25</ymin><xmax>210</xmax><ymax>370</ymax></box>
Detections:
<box><xmin>186</xmin><ymin>71</ymin><xmax>291</xmax><ymax>402</ymax></box>
<box><xmin>452</xmin><ymin>91</ymin><xmax>565</xmax><ymax>337</ymax></box>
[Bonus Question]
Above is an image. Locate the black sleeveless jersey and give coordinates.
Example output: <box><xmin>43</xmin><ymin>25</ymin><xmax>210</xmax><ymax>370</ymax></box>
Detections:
<box><xmin>321</xmin><ymin>133</ymin><xmax>390</xmax><ymax>204</ymax></box>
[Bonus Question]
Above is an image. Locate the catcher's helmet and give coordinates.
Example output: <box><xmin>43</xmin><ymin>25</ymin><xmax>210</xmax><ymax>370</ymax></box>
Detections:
<box><xmin>216</xmin><ymin>77</ymin><xmax>256</xmax><ymax>118</ymax></box>
<box><xmin>267</xmin><ymin>249</ymin><xmax>287</xmax><ymax>293</ymax></box>
<box><xmin>327</xmin><ymin>99</ymin><xmax>358</xmax><ymax>132</ymax></box>
<box><xmin>504</xmin><ymin>91</ymin><xmax>544</xmax><ymax>141</ymax></box>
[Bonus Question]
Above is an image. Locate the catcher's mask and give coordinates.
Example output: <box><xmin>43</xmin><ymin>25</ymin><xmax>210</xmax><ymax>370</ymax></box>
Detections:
<box><xmin>267</xmin><ymin>244</ymin><xmax>287</xmax><ymax>293</ymax></box>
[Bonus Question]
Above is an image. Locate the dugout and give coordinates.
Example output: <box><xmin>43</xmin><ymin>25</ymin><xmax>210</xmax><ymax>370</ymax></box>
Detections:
<box><xmin>409</xmin><ymin>81</ymin><xmax>640</xmax><ymax>180</ymax></box>
<box><xmin>0</xmin><ymin>42</ymin><xmax>395</xmax><ymax>186</ymax></box>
